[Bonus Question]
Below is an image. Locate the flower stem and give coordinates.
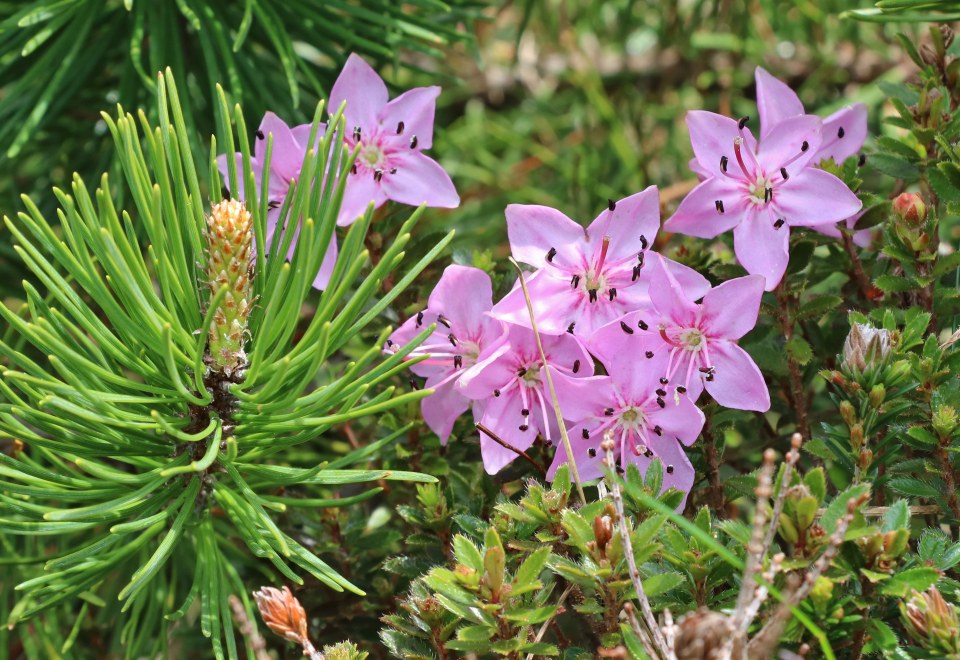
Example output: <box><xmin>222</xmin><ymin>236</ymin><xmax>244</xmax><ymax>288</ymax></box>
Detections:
<box><xmin>775</xmin><ymin>283</ymin><xmax>810</xmax><ymax>440</ymax></box>
<box><xmin>840</xmin><ymin>228</ymin><xmax>875</xmax><ymax>303</ymax></box>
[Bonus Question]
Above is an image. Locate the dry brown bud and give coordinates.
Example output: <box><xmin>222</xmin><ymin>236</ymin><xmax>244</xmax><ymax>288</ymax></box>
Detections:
<box><xmin>252</xmin><ymin>586</ymin><xmax>309</xmax><ymax>645</ymax></box>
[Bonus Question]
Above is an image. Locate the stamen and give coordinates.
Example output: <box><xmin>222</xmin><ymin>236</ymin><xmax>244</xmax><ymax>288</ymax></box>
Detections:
<box><xmin>620</xmin><ymin>321</ymin><xmax>634</xmax><ymax>335</ymax></box>
<box><xmin>698</xmin><ymin>366</ymin><xmax>714</xmax><ymax>374</ymax></box>
<box><xmin>374</xmin><ymin>169</ymin><xmax>384</xmax><ymax>182</ymax></box>
<box><xmin>631</xmin><ymin>266</ymin><xmax>641</xmax><ymax>281</ymax></box>
<box><xmin>454</xmin><ymin>355</ymin><xmax>462</xmax><ymax>368</ymax></box>
<box><xmin>437</xmin><ymin>314</ymin><xmax>451</xmax><ymax>328</ymax></box>
<box><xmin>609</xmin><ymin>288</ymin><xmax>617</xmax><ymax>301</ymax></box>
<box><xmin>597</xmin><ymin>235</ymin><xmax>611</xmax><ymax>273</ymax></box>
<box><xmin>666</xmin><ymin>465</ymin><xmax>675</xmax><ymax>474</ymax></box>
<box><xmin>801</xmin><ymin>140</ymin><xmax>809</xmax><ymax>152</ymax></box>
<box><xmin>567</xmin><ymin>323</ymin><xmax>575</xmax><ymax>334</ymax></box>
<box><xmin>656</xmin><ymin>388</ymin><xmax>667</xmax><ymax>397</ymax></box>
<box><xmin>858</xmin><ymin>154</ymin><xmax>866</xmax><ymax>167</ymax></box>
<box><xmin>659</xmin><ymin>377</ymin><xmax>668</xmax><ymax>385</ymax></box>
<box><xmin>588</xmin><ymin>289</ymin><xmax>598</xmax><ymax>303</ymax></box>
<box><xmin>705</xmin><ymin>373</ymin><xmax>715</xmax><ymax>381</ymax></box>
<box><xmin>733</xmin><ymin>136</ymin><xmax>751</xmax><ymax>178</ymax></box>
<box><xmin>390</xmin><ymin>167</ymin><xmax>398</xmax><ymax>174</ymax></box>
<box><xmin>353</xmin><ymin>126</ymin><xmax>361</xmax><ymax>141</ymax></box>
<box><xmin>256</xmin><ymin>130</ymin><xmax>265</xmax><ymax>140</ymax></box>
<box><xmin>573</xmin><ymin>359</ymin><xmax>580</xmax><ymax>373</ymax></box>
<box><xmin>677</xmin><ymin>385</ymin><xmax>687</xmax><ymax>394</ymax></box>
<box><xmin>494</xmin><ymin>389</ymin><xmax>501</xmax><ymax>397</ymax></box>
<box><xmin>637</xmin><ymin>252</ymin><xmax>645</xmax><ymax>265</ymax></box>
<box><xmin>409</xmin><ymin>378</ymin><xmax>419</xmax><ymax>390</ymax></box>
<box><xmin>519</xmin><ymin>424</ymin><xmax>529</xmax><ymax>432</ymax></box>
<box><xmin>608</xmin><ymin>199</ymin><xmax>616</xmax><ymax>211</ymax></box>
<box><xmin>268</xmin><ymin>200</ymin><xmax>281</xmax><ymax>209</ymax></box>
<box><xmin>656</xmin><ymin>397</ymin><xmax>665</xmax><ymax>408</ymax></box>
<box><xmin>604</xmin><ymin>408</ymin><xmax>615</xmax><ymax>416</ymax></box>
<box><xmin>447</xmin><ymin>334</ymin><xmax>457</xmax><ymax>347</ymax></box>
<box><xmin>773</xmin><ymin>218</ymin><xmax>785</xmax><ymax>229</ymax></box>
<box><xmin>715</xmin><ymin>200</ymin><xmax>725</xmax><ymax>214</ymax></box>
<box><xmin>653</xmin><ymin>425</ymin><xmax>662</xmax><ymax>436</ymax></box>
<box><xmin>350</xmin><ymin>164</ymin><xmax>358</xmax><ymax>175</ymax></box>
<box><xmin>639</xmin><ymin>235</ymin><xmax>648</xmax><ymax>250</ymax></box>
<box><xmin>720</xmin><ymin>155</ymin><xmax>728</xmax><ymax>173</ymax></box>
<box><xmin>546</xmin><ymin>247</ymin><xmax>557</xmax><ymax>263</ymax></box>
<box><xmin>521</xmin><ymin>408</ymin><xmax>530</xmax><ymax>416</ymax></box>
<box><xmin>780</xmin><ymin>167</ymin><xmax>789</xmax><ymax>180</ymax></box>
<box><xmin>588</xmin><ymin>447</ymin><xmax>597</xmax><ymax>457</ymax></box>
<box><xmin>837</xmin><ymin>127</ymin><xmax>845</xmax><ymax>139</ymax></box>
<box><xmin>410</xmin><ymin>135</ymin><xmax>418</xmax><ymax>149</ymax></box>
<box><xmin>645</xmin><ymin>351</ymin><xmax>654</xmax><ymax>359</ymax></box>
<box><xmin>737</xmin><ymin>116</ymin><xmax>750</xmax><ymax>130</ymax></box>
<box><xmin>416</xmin><ymin>311</ymin><xmax>424</xmax><ymax>327</ymax></box>
<box><xmin>397</xmin><ymin>121</ymin><xmax>405</xmax><ymax>135</ymax></box>
<box><xmin>638</xmin><ymin>319</ymin><xmax>648</xmax><ymax>331</ymax></box>
<box><xmin>764</xmin><ymin>187</ymin><xmax>773</xmax><ymax>204</ymax></box>
<box><xmin>571</xmin><ymin>274</ymin><xmax>580</xmax><ymax>288</ymax></box>
<box><xmin>582</xmin><ymin>428</ymin><xmax>590</xmax><ymax>439</ymax></box>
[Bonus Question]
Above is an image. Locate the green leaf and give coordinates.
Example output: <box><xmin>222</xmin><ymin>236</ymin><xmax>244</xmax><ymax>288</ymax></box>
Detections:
<box><xmin>882</xmin><ymin>500</ymin><xmax>911</xmax><ymax>532</ymax></box>
<box><xmin>878</xmin><ymin>567</ymin><xmax>940</xmax><ymax>597</ymax></box>
<box><xmin>640</xmin><ymin>572</ymin><xmax>684</xmax><ymax>597</ymax></box>
<box><xmin>785</xmin><ymin>336</ymin><xmax>814</xmax><ymax>366</ymax></box>
<box><xmin>512</xmin><ymin>546</ymin><xmax>551</xmax><ymax>595</ymax></box>
<box><xmin>504</xmin><ymin>606</ymin><xmax>559</xmax><ymax>625</ymax></box>
<box><xmin>821</xmin><ymin>483</ymin><xmax>870</xmax><ymax>534</ymax></box>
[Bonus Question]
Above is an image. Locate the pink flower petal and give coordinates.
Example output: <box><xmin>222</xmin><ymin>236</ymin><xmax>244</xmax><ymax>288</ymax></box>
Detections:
<box><xmin>659</xmin><ymin>254</ymin><xmax>712</xmax><ymax>301</ymax></box>
<box><xmin>686</xmin><ymin>110</ymin><xmax>758</xmax><ymax>178</ymax></box>
<box><xmin>421</xmin><ymin>375</ymin><xmax>471</xmax><ymax>444</ymax></box>
<box><xmin>548</xmin><ymin>371</ymin><xmax>613</xmax><ymax>426</ymax></box>
<box><xmin>476</xmin><ymin>392</ymin><xmax>538</xmax><ymax>474</ymax></box>
<box><xmin>329</xmin><ymin>53</ymin><xmax>389</xmax><ymax>133</ymax></box>
<box><xmin>733</xmin><ymin>207</ymin><xmax>790</xmax><ymax>291</ymax></box>
<box><xmin>704</xmin><ymin>341</ymin><xmax>771</xmax><ymax>412</ymax></box>
<box><xmin>700</xmin><ymin>275</ymin><xmax>765</xmax><ymax>340</ymax></box>
<box><xmin>585</xmin><ymin>312</ymin><xmax>665</xmax><ymax>380</ymax></box>
<box><xmin>290</xmin><ymin>122</ymin><xmax>326</xmax><ymax>152</ymax></box>
<box><xmin>490</xmin><ymin>271</ymin><xmax>582</xmax><ymax>336</ymax></box>
<box><xmin>817</xmin><ymin>104</ymin><xmax>868</xmax><ymax>164</ymax></box>
<box><xmin>630</xmin><ymin>437</ymin><xmax>695</xmax><ymax>511</ymax></box>
<box><xmin>546</xmin><ymin>424</ymin><xmax>606</xmax><ymax>481</ymax></box>
<box><xmin>217</xmin><ymin>153</ymin><xmax>267</xmax><ymax>202</ymax></box>
<box><xmin>647</xmin><ymin>258</ymin><xmax>699</xmax><ymax>326</ymax></box>
<box><xmin>311</xmin><ymin>234</ymin><xmax>339</xmax><ymax>291</ymax></box>
<box><xmin>258</xmin><ymin>112</ymin><xmax>303</xmax><ymax>182</ymax></box>
<box><xmin>664</xmin><ymin>177</ymin><xmax>746</xmax><ymax>239</ymax></box>
<box><xmin>506</xmin><ymin>204</ymin><xmax>586</xmax><ymax>269</ymax></box>
<box><xmin>756</xmin><ymin>114</ymin><xmax>823</xmax><ymax>173</ymax></box>
<box><xmin>337</xmin><ymin>172</ymin><xmax>387</xmax><ymax>226</ymax></box>
<box><xmin>380</xmin><ymin>152</ymin><xmax>459</xmax><ymax>209</ymax></box>
<box><xmin>755</xmin><ymin>67</ymin><xmax>805</xmax><ymax>139</ymax></box>
<box><xmin>428</xmin><ymin>265</ymin><xmax>498</xmax><ymax>341</ymax></box>
<box><xmin>458</xmin><ymin>342</ymin><xmax>514</xmax><ymax>400</ymax></box>
<box><xmin>379</xmin><ymin>86</ymin><xmax>440</xmax><ymax>150</ymax></box>
<box><xmin>585</xmin><ymin>186</ymin><xmax>661</xmax><ymax>263</ymax></box>
<box><xmin>775</xmin><ymin>168</ymin><xmax>862</xmax><ymax>227</ymax></box>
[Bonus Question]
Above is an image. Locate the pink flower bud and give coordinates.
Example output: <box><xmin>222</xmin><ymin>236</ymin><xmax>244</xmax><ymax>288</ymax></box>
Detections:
<box><xmin>892</xmin><ymin>193</ymin><xmax>927</xmax><ymax>226</ymax></box>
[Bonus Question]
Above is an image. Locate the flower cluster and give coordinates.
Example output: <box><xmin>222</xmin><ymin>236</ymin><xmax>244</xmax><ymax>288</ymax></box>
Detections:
<box><xmin>388</xmin><ymin>69</ymin><xmax>866</xmax><ymax>505</ymax></box>
<box><xmin>218</xmin><ymin>54</ymin><xmax>459</xmax><ymax>290</ymax></box>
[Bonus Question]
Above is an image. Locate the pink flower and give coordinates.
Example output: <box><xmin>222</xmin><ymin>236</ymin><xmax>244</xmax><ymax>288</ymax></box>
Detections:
<box><xmin>755</xmin><ymin>67</ymin><xmax>871</xmax><ymax>246</ymax></box>
<box><xmin>217</xmin><ymin>112</ymin><xmax>338</xmax><ymax>290</ymax></box>
<box><xmin>458</xmin><ymin>325</ymin><xmax>592</xmax><ymax>474</ymax></box>
<box><xmin>331</xmin><ymin>54</ymin><xmax>459</xmax><ymax>226</ymax></box>
<box><xmin>491</xmin><ymin>187</ymin><xmax>709</xmax><ymax>337</ymax></box>
<box><xmin>587</xmin><ymin>263</ymin><xmax>770</xmax><ymax>412</ymax></box>
<box><xmin>665</xmin><ymin>110</ymin><xmax>862</xmax><ymax>291</ymax></box>
<box><xmin>387</xmin><ymin>266</ymin><xmax>507</xmax><ymax>443</ymax></box>
<box><xmin>546</xmin><ymin>350</ymin><xmax>705</xmax><ymax>508</ymax></box>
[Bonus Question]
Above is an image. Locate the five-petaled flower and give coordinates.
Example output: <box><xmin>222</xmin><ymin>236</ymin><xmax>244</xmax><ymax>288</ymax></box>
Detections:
<box><xmin>588</xmin><ymin>264</ymin><xmax>770</xmax><ymax>412</ymax></box>
<box><xmin>387</xmin><ymin>266</ymin><xmax>507</xmax><ymax>443</ymax></box>
<box><xmin>459</xmin><ymin>325</ymin><xmax>592</xmax><ymax>474</ymax></box>
<box><xmin>331</xmin><ymin>53</ymin><xmax>459</xmax><ymax>226</ymax></box>
<box><xmin>492</xmin><ymin>187</ymin><xmax>709</xmax><ymax>337</ymax></box>
<box><xmin>665</xmin><ymin>108</ymin><xmax>862</xmax><ymax>290</ymax></box>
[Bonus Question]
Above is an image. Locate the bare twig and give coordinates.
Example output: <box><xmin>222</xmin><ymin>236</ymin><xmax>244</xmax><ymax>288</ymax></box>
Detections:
<box><xmin>775</xmin><ymin>285</ymin><xmax>810</xmax><ymax>440</ymax></box>
<box><xmin>229</xmin><ymin>595</ymin><xmax>271</xmax><ymax>660</ymax></box>
<box><xmin>524</xmin><ymin>584</ymin><xmax>574</xmax><ymax>660</ymax></box>
<box><xmin>761</xmin><ymin>434</ymin><xmax>803</xmax><ymax>554</ymax></box>
<box><xmin>509</xmin><ymin>257</ymin><xmax>586</xmax><ymax>505</ymax></box>
<box><xmin>732</xmin><ymin>449</ymin><xmax>776</xmax><ymax>635</ymax></box>
<box><xmin>602</xmin><ymin>433</ymin><xmax>672</xmax><ymax>659</ymax></box>
<box><xmin>476</xmin><ymin>422</ymin><xmax>546</xmax><ymax>476</ymax></box>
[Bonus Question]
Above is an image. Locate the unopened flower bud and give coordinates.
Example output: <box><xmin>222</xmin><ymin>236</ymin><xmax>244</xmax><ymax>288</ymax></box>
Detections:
<box><xmin>206</xmin><ymin>199</ymin><xmax>254</xmax><ymax>378</ymax></box>
<box><xmin>842</xmin><ymin>322</ymin><xmax>893</xmax><ymax>372</ymax></box>
<box><xmin>869</xmin><ymin>384</ymin><xmax>886</xmax><ymax>409</ymax></box>
<box><xmin>932</xmin><ymin>404</ymin><xmax>958</xmax><ymax>438</ymax></box>
<box><xmin>892</xmin><ymin>193</ymin><xmax>927</xmax><ymax>227</ymax></box>
<box><xmin>253</xmin><ymin>586</ymin><xmax>310</xmax><ymax>645</ymax></box>
<box><xmin>323</xmin><ymin>641</ymin><xmax>370</xmax><ymax>660</ymax></box>
<box><xmin>593</xmin><ymin>515</ymin><xmax>613</xmax><ymax>556</ymax></box>
<box><xmin>901</xmin><ymin>588</ymin><xmax>960</xmax><ymax>655</ymax></box>
<box><xmin>839</xmin><ymin>400</ymin><xmax>857</xmax><ymax>426</ymax></box>
<box><xmin>850</xmin><ymin>423</ymin><xmax>865</xmax><ymax>451</ymax></box>
<box><xmin>859</xmin><ymin>447</ymin><xmax>873</xmax><ymax>471</ymax></box>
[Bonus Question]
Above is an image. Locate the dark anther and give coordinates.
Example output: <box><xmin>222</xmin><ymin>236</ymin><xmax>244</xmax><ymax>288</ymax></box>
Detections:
<box><xmin>385</xmin><ymin>339</ymin><xmax>394</xmax><ymax>348</ymax></box>
<box><xmin>858</xmin><ymin>154</ymin><xmax>867</xmax><ymax>167</ymax></box>
<box><xmin>705</xmin><ymin>373</ymin><xmax>715</xmax><ymax>381</ymax></box>
<box><xmin>517</xmin><ymin>367</ymin><xmax>527</xmax><ymax>377</ymax></box>
<box><xmin>699</xmin><ymin>366</ymin><xmax>715</xmax><ymax>373</ymax></box>
<box><xmin>390</xmin><ymin>167</ymin><xmax>398</xmax><ymax>174</ymax></box>
<box><xmin>521</xmin><ymin>408</ymin><xmax>530</xmax><ymax>416</ymax></box>
<box><xmin>656</xmin><ymin>397</ymin><xmax>666</xmax><ymax>408</ymax></box>
<box><xmin>653</xmin><ymin>425</ymin><xmax>662</xmax><ymax>436</ymax></box>
<box><xmin>453</xmin><ymin>355</ymin><xmax>463</xmax><ymax>369</ymax></box>
<box><xmin>632</xmin><ymin>265</ymin><xmax>641</xmax><ymax>282</ymax></box>
<box><xmin>608</xmin><ymin>199</ymin><xmax>616</xmax><ymax>211</ymax></box>
<box><xmin>409</xmin><ymin>378</ymin><xmax>419</xmax><ymax>390</ymax></box>
<box><xmin>780</xmin><ymin>167</ymin><xmax>789</xmax><ymax>180</ymax></box>
<box><xmin>764</xmin><ymin>187</ymin><xmax>773</xmax><ymax>204</ymax></box>
<box><xmin>437</xmin><ymin>314</ymin><xmax>451</xmax><ymax>328</ymax></box>
<box><xmin>609</xmin><ymin>288</ymin><xmax>617</xmax><ymax>301</ymax></box>
<box><xmin>546</xmin><ymin>247</ymin><xmax>557</xmax><ymax>263</ymax></box>
<box><xmin>838</xmin><ymin>126</ymin><xmax>845</xmax><ymax>139</ymax></box>
<box><xmin>494</xmin><ymin>389</ymin><xmax>501</xmax><ymax>397</ymax></box>
<box><xmin>588</xmin><ymin>447</ymin><xmax>597</xmax><ymax>457</ymax></box>
<box><xmin>720</xmin><ymin>155</ymin><xmax>728</xmax><ymax>172</ymax></box>
<box><xmin>656</xmin><ymin>388</ymin><xmax>667</xmax><ymax>397</ymax></box>
<box><xmin>567</xmin><ymin>323</ymin><xmax>575</xmax><ymax>334</ymax></box>
<box><xmin>353</xmin><ymin>126</ymin><xmax>361</xmax><ymax>141</ymax></box>
<box><xmin>374</xmin><ymin>169</ymin><xmax>384</xmax><ymax>182</ymax></box>
<box><xmin>350</xmin><ymin>163</ymin><xmax>358</xmax><ymax>175</ymax></box>
<box><xmin>677</xmin><ymin>385</ymin><xmax>687</xmax><ymax>394</ymax></box>
<box><xmin>256</xmin><ymin>130</ymin><xmax>265</xmax><ymax>140</ymax></box>
<box><xmin>801</xmin><ymin>140</ymin><xmax>809</xmax><ymax>152</ymax></box>
<box><xmin>666</xmin><ymin>465</ymin><xmax>675</xmax><ymax>474</ymax></box>
<box><xmin>659</xmin><ymin>377</ymin><xmax>668</xmax><ymax>385</ymax></box>
<box><xmin>571</xmin><ymin>275</ymin><xmax>581</xmax><ymax>289</ymax></box>
<box><xmin>448</xmin><ymin>333</ymin><xmax>457</xmax><ymax>347</ymax></box>
<box><xmin>645</xmin><ymin>449</ymin><xmax>654</xmax><ymax>458</ymax></box>
<box><xmin>638</xmin><ymin>319</ymin><xmax>648</xmax><ymax>331</ymax></box>
<box><xmin>582</xmin><ymin>428</ymin><xmax>590</xmax><ymax>440</ymax></box>
<box><xmin>715</xmin><ymin>200</ymin><xmax>725</xmax><ymax>214</ymax></box>
<box><xmin>410</xmin><ymin>135</ymin><xmax>418</xmax><ymax>149</ymax></box>
<box><xmin>588</xmin><ymin>289</ymin><xmax>598</xmax><ymax>303</ymax></box>
<box><xmin>639</xmin><ymin>235</ymin><xmax>648</xmax><ymax>250</ymax></box>
<box><xmin>773</xmin><ymin>218</ymin><xmax>785</xmax><ymax>229</ymax></box>
<box><xmin>620</xmin><ymin>321</ymin><xmax>634</xmax><ymax>335</ymax></box>
<box><xmin>267</xmin><ymin>200</ymin><xmax>281</xmax><ymax>209</ymax></box>
<box><xmin>645</xmin><ymin>350</ymin><xmax>654</xmax><ymax>359</ymax></box>
<box><xmin>519</xmin><ymin>424</ymin><xmax>529</xmax><ymax>432</ymax></box>
<box><xmin>738</xmin><ymin>116</ymin><xmax>750</xmax><ymax>130</ymax></box>
<box><xmin>573</xmin><ymin>359</ymin><xmax>581</xmax><ymax>374</ymax></box>
<box><xmin>397</xmin><ymin>121</ymin><xmax>405</xmax><ymax>135</ymax></box>
<box><xmin>604</xmin><ymin>408</ymin><xmax>615</xmax><ymax>416</ymax></box>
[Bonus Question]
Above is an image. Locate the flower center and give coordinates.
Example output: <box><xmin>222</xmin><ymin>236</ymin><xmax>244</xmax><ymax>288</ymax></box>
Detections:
<box><xmin>359</xmin><ymin>143</ymin><xmax>385</xmax><ymax>169</ymax></box>
<box><xmin>519</xmin><ymin>364</ymin><xmax>542</xmax><ymax>386</ymax></box>
<box><xmin>748</xmin><ymin>175</ymin><xmax>771</xmax><ymax>203</ymax></box>
<box><xmin>678</xmin><ymin>327</ymin><xmax>705</xmax><ymax>351</ymax></box>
